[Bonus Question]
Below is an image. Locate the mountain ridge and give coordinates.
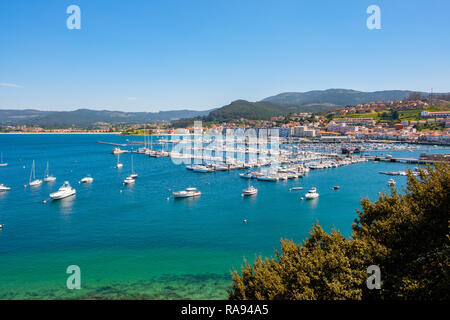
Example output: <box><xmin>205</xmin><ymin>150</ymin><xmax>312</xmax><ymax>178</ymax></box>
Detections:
<box><xmin>261</xmin><ymin>88</ymin><xmax>446</xmax><ymax>106</ymax></box>
<box><xmin>0</xmin><ymin>108</ymin><xmax>213</xmax><ymax>127</ymax></box>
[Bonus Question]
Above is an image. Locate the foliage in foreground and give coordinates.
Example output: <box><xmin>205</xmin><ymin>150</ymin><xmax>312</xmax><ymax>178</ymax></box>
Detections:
<box><xmin>228</xmin><ymin>164</ymin><xmax>449</xmax><ymax>300</ymax></box>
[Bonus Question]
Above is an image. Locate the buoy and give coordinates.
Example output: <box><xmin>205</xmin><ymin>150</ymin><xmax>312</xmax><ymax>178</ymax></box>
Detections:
<box><xmin>243</xmin><ymin>219</ymin><xmax>247</xmax><ymax>223</ymax></box>
<box><xmin>166</xmin><ymin>197</ymin><xmax>169</xmax><ymax>201</ymax></box>
<box><xmin>43</xmin><ymin>200</ymin><xmax>47</xmax><ymax>204</ymax></box>
<box><xmin>120</xmin><ymin>190</ymin><xmax>123</xmax><ymax>193</ymax></box>
<box><xmin>300</xmin><ymin>197</ymin><xmax>304</xmax><ymax>200</ymax></box>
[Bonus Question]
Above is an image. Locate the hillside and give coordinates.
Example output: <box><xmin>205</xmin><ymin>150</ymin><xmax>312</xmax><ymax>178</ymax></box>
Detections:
<box><xmin>0</xmin><ymin>108</ymin><xmax>212</xmax><ymax>128</ymax></box>
<box><xmin>262</xmin><ymin>89</ymin><xmax>439</xmax><ymax>106</ymax></box>
<box><xmin>204</xmin><ymin>100</ymin><xmax>335</xmax><ymax>122</ymax></box>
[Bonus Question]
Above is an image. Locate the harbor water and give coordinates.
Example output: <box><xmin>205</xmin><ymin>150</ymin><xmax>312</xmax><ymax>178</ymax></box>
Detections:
<box><xmin>0</xmin><ymin>134</ymin><xmax>448</xmax><ymax>299</ymax></box>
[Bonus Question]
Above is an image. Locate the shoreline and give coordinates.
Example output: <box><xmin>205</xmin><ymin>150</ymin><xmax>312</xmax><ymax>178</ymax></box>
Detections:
<box><xmin>0</xmin><ymin>132</ymin><xmax>121</xmax><ymax>135</ymax></box>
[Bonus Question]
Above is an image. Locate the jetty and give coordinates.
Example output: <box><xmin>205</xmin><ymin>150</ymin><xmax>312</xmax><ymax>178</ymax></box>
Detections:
<box><xmin>97</xmin><ymin>141</ymin><xmax>127</xmax><ymax>147</ymax></box>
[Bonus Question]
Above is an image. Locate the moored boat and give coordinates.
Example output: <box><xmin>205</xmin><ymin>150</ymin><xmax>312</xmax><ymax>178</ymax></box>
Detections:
<box><xmin>28</xmin><ymin>160</ymin><xmax>42</xmax><ymax>187</ymax></box>
<box><xmin>123</xmin><ymin>176</ymin><xmax>135</xmax><ymax>184</ymax></box>
<box><xmin>0</xmin><ymin>184</ymin><xmax>11</xmax><ymax>192</ymax></box>
<box><xmin>80</xmin><ymin>175</ymin><xmax>94</xmax><ymax>183</ymax></box>
<box><xmin>43</xmin><ymin>161</ymin><xmax>56</xmax><ymax>182</ymax></box>
<box><xmin>0</xmin><ymin>153</ymin><xmax>7</xmax><ymax>167</ymax></box>
<box><xmin>172</xmin><ymin>187</ymin><xmax>201</xmax><ymax>198</ymax></box>
<box><xmin>305</xmin><ymin>187</ymin><xmax>319</xmax><ymax>199</ymax></box>
<box><xmin>50</xmin><ymin>181</ymin><xmax>76</xmax><ymax>200</ymax></box>
<box><xmin>242</xmin><ymin>186</ymin><xmax>258</xmax><ymax>196</ymax></box>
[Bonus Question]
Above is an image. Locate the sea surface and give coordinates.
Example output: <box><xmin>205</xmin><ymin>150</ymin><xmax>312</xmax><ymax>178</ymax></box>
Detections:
<box><xmin>0</xmin><ymin>134</ymin><xmax>448</xmax><ymax>299</ymax></box>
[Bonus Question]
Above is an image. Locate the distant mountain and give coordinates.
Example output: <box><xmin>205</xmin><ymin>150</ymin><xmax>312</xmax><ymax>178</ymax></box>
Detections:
<box><xmin>204</xmin><ymin>100</ymin><xmax>335</xmax><ymax>122</ymax></box>
<box><xmin>262</xmin><ymin>89</ymin><xmax>432</xmax><ymax>106</ymax></box>
<box><xmin>0</xmin><ymin>108</ymin><xmax>212</xmax><ymax>128</ymax></box>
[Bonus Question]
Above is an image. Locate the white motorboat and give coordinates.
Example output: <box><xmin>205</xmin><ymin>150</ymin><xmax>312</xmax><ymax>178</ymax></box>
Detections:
<box><xmin>43</xmin><ymin>161</ymin><xmax>56</xmax><ymax>182</ymax></box>
<box><xmin>0</xmin><ymin>153</ymin><xmax>7</xmax><ymax>167</ymax></box>
<box><xmin>28</xmin><ymin>160</ymin><xmax>42</xmax><ymax>187</ymax></box>
<box><xmin>80</xmin><ymin>175</ymin><xmax>94</xmax><ymax>183</ymax></box>
<box><xmin>123</xmin><ymin>176</ymin><xmax>135</xmax><ymax>184</ymax></box>
<box><xmin>388</xmin><ymin>179</ymin><xmax>396</xmax><ymax>186</ymax></box>
<box><xmin>172</xmin><ymin>187</ymin><xmax>201</xmax><ymax>198</ymax></box>
<box><xmin>50</xmin><ymin>181</ymin><xmax>76</xmax><ymax>200</ymax></box>
<box><xmin>0</xmin><ymin>184</ymin><xmax>11</xmax><ymax>192</ymax></box>
<box><xmin>242</xmin><ymin>186</ymin><xmax>258</xmax><ymax>196</ymax></box>
<box><xmin>305</xmin><ymin>187</ymin><xmax>319</xmax><ymax>199</ymax></box>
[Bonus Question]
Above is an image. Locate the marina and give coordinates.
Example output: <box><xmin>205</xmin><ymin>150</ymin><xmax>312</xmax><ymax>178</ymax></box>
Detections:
<box><xmin>0</xmin><ymin>133</ymin><xmax>448</xmax><ymax>299</ymax></box>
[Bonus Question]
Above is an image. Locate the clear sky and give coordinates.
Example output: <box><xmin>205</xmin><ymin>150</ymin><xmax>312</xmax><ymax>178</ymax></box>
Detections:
<box><xmin>0</xmin><ymin>0</ymin><xmax>449</xmax><ymax>111</ymax></box>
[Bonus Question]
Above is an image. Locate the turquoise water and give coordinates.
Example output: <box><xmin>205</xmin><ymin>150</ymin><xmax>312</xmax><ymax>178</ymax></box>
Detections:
<box><xmin>0</xmin><ymin>134</ymin><xmax>448</xmax><ymax>299</ymax></box>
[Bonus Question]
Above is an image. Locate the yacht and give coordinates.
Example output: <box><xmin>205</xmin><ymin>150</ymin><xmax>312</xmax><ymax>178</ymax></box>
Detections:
<box><xmin>172</xmin><ymin>187</ymin><xmax>201</xmax><ymax>198</ymax></box>
<box><xmin>28</xmin><ymin>160</ymin><xmax>42</xmax><ymax>187</ymax></box>
<box><xmin>305</xmin><ymin>187</ymin><xmax>319</xmax><ymax>199</ymax></box>
<box><xmin>242</xmin><ymin>186</ymin><xmax>258</xmax><ymax>196</ymax></box>
<box><xmin>50</xmin><ymin>181</ymin><xmax>76</xmax><ymax>200</ymax></box>
<box><xmin>388</xmin><ymin>179</ymin><xmax>396</xmax><ymax>186</ymax></box>
<box><xmin>0</xmin><ymin>153</ymin><xmax>7</xmax><ymax>167</ymax></box>
<box><xmin>123</xmin><ymin>176</ymin><xmax>135</xmax><ymax>185</ymax></box>
<box><xmin>43</xmin><ymin>161</ymin><xmax>56</xmax><ymax>182</ymax></box>
<box><xmin>80</xmin><ymin>175</ymin><xmax>94</xmax><ymax>183</ymax></box>
<box><xmin>0</xmin><ymin>184</ymin><xmax>11</xmax><ymax>192</ymax></box>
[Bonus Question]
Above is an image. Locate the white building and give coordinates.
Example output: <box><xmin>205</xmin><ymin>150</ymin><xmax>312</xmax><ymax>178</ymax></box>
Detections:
<box><xmin>421</xmin><ymin>111</ymin><xmax>450</xmax><ymax>118</ymax></box>
<box><xmin>293</xmin><ymin>126</ymin><xmax>316</xmax><ymax>137</ymax></box>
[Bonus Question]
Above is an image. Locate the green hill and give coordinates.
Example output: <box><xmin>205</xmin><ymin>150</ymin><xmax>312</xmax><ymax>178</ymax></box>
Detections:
<box><xmin>204</xmin><ymin>100</ymin><xmax>335</xmax><ymax>122</ymax></box>
<box><xmin>0</xmin><ymin>108</ymin><xmax>212</xmax><ymax>128</ymax></box>
<box><xmin>262</xmin><ymin>89</ymin><xmax>439</xmax><ymax>106</ymax></box>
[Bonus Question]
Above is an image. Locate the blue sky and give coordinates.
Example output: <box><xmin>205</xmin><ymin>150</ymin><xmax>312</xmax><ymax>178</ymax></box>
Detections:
<box><xmin>0</xmin><ymin>0</ymin><xmax>449</xmax><ymax>111</ymax></box>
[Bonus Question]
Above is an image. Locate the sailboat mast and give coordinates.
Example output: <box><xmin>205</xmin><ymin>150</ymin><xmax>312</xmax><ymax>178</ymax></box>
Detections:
<box><xmin>45</xmin><ymin>161</ymin><xmax>48</xmax><ymax>177</ymax></box>
<box><xmin>29</xmin><ymin>160</ymin><xmax>34</xmax><ymax>183</ymax></box>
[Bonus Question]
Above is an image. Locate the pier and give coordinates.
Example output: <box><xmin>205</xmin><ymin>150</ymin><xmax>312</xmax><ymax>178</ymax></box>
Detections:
<box><xmin>368</xmin><ymin>156</ymin><xmax>446</xmax><ymax>164</ymax></box>
<box><xmin>97</xmin><ymin>141</ymin><xmax>127</xmax><ymax>147</ymax></box>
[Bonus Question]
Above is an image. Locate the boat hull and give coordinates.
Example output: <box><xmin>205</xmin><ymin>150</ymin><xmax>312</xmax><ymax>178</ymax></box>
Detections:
<box><xmin>50</xmin><ymin>190</ymin><xmax>76</xmax><ymax>200</ymax></box>
<box><xmin>29</xmin><ymin>180</ymin><xmax>42</xmax><ymax>187</ymax></box>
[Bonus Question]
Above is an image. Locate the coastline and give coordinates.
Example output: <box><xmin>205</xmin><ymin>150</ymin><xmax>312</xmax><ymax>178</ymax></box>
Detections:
<box><xmin>0</xmin><ymin>132</ymin><xmax>121</xmax><ymax>135</ymax></box>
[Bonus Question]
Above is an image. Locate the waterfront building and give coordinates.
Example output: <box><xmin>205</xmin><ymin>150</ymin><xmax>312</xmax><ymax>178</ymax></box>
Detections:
<box><xmin>420</xmin><ymin>111</ymin><xmax>450</xmax><ymax>118</ymax></box>
<box><xmin>293</xmin><ymin>126</ymin><xmax>316</xmax><ymax>137</ymax></box>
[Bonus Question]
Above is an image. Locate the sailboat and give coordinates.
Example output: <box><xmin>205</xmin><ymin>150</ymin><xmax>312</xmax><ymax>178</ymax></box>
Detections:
<box><xmin>28</xmin><ymin>160</ymin><xmax>42</xmax><ymax>187</ymax></box>
<box><xmin>116</xmin><ymin>153</ymin><xmax>123</xmax><ymax>169</ymax></box>
<box><xmin>0</xmin><ymin>153</ymin><xmax>7</xmax><ymax>167</ymax></box>
<box><xmin>129</xmin><ymin>153</ymin><xmax>138</xmax><ymax>179</ymax></box>
<box><xmin>44</xmin><ymin>161</ymin><xmax>56</xmax><ymax>182</ymax></box>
